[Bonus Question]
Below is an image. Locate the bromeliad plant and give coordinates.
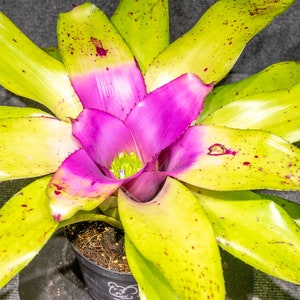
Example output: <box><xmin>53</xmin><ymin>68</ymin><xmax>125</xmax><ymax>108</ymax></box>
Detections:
<box><xmin>1</xmin><ymin>0</ymin><xmax>300</xmax><ymax>298</ymax></box>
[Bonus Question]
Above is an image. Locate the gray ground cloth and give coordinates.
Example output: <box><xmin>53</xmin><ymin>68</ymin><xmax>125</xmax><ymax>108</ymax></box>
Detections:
<box><xmin>0</xmin><ymin>0</ymin><xmax>300</xmax><ymax>299</ymax></box>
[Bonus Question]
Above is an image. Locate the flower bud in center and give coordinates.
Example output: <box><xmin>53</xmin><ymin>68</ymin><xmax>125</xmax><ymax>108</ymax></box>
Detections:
<box><xmin>110</xmin><ymin>151</ymin><xmax>142</xmax><ymax>179</ymax></box>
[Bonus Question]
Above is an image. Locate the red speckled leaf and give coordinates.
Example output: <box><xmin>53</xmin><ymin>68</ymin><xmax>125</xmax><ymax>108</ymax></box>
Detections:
<box><xmin>145</xmin><ymin>0</ymin><xmax>294</xmax><ymax>90</ymax></box>
<box><xmin>0</xmin><ymin>176</ymin><xmax>58</xmax><ymax>288</ymax></box>
<box><xmin>57</xmin><ymin>3</ymin><xmax>146</xmax><ymax>120</ymax></box>
<box><xmin>161</xmin><ymin>125</ymin><xmax>300</xmax><ymax>191</ymax></box>
<box><xmin>111</xmin><ymin>0</ymin><xmax>169</xmax><ymax>72</ymax></box>
<box><xmin>118</xmin><ymin>177</ymin><xmax>225</xmax><ymax>299</ymax></box>
<box><xmin>193</xmin><ymin>188</ymin><xmax>300</xmax><ymax>284</ymax></box>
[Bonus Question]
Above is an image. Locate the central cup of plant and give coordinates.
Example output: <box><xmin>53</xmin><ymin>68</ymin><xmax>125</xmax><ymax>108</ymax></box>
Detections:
<box><xmin>110</xmin><ymin>151</ymin><xmax>143</xmax><ymax>180</ymax></box>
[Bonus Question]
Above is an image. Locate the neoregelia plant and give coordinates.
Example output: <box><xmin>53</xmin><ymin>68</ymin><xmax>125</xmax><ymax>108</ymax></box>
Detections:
<box><xmin>0</xmin><ymin>0</ymin><xmax>300</xmax><ymax>299</ymax></box>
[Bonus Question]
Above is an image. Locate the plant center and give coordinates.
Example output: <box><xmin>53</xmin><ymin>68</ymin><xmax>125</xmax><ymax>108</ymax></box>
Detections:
<box><xmin>110</xmin><ymin>151</ymin><xmax>143</xmax><ymax>179</ymax></box>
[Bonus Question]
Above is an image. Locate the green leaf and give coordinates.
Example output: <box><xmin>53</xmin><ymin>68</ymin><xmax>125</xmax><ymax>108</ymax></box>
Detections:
<box><xmin>199</xmin><ymin>61</ymin><xmax>300</xmax><ymax>121</ymax></box>
<box><xmin>0</xmin><ymin>106</ymin><xmax>52</xmax><ymax>119</ymax></box>
<box><xmin>98</xmin><ymin>195</ymin><xmax>120</xmax><ymax>221</ymax></box>
<box><xmin>118</xmin><ymin>177</ymin><xmax>225</xmax><ymax>300</ymax></box>
<box><xmin>144</xmin><ymin>0</ymin><xmax>294</xmax><ymax>90</ymax></box>
<box><xmin>200</xmin><ymin>83</ymin><xmax>300</xmax><ymax>143</ymax></box>
<box><xmin>58</xmin><ymin>196</ymin><xmax>123</xmax><ymax>229</ymax></box>
<box><xmin>175</xmin><ymin>125</ymin><xmax>300</xmax><ymax>191</ymax></box>
<box><xmin>111</xmin><ymin>0</ymin><xmax>169</xmax><ymax>73</ymax></box>
<box><xmin>58</xmin><ymin>209</ymin><xmax>123</xmax><ymax>230</ymax></box>
<box><xmin>125</xmin><ymin>236</ymin><xmax>178</xmax><ymax>300</ymax></box>
<box><xmin>192</xmin><ymin>188</ymin><xmax>300</xmax><ymax>284</ymax></box>
<box><xmin>0</xmin><ymin>116</ymin><xmax>79</xmax><ymax>180</ymax></box>
<box><xmin>0</xmin><ymin>11</ymin><xmax>82</xmax><ymax>119</ymax></box>
<box><xmin>258</xmin><ymin>193</ymin><xmax>300</xmax><ymax>227</ymax></box>
<box><xmin>0</xmin><ymin>176</ymin><xmax>58</xmax><ymax>288</ymax></box>
<box><xmin>43</xmin><ymin>46</ymin><xmax>62</xmax><ymax>61</ymax></box>
<box><xmin>197</xmin><ymin>62</ymin><xmax>300</xmax><ymax>142</ymax></box>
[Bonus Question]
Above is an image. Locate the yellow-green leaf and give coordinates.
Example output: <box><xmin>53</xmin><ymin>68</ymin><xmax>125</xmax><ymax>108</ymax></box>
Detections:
<box><xmin>124</xmin><ymin>236</ymin><xmax>178</xmax><ymax>299</ymax></box>
<box><xmin>193</xmin><ymin>188</ymin><xmax>300</xmax><ymax>284</ymax></box>
<box><xmin>58</xmin><ymin>3</ymin><xmax>137</xmax><ymax>78</ymax></box>
<box><xmin>111</xmin><ymin>0</ymin><xmax>169</xmax><ymax>73</ymax></box>
<box><xmin>200</xmin><ymin>83</ymin><xmax>300</xmax><ymax>143</ymax></box>
<box><xmin>0</xmin><ymin>106</ymin><xmax>52</xmax><ymax>119</ymax></box>
<box><xmin>118</xmin><ymin>177</ymin><xmax>225</xmax><ymax>299</ymax></box>
<box><xmin>199</xmin><ymin>61</ymin><xmax>300</xmax><ymax>121</ymax></box>
<box><xmin>263</xmin><ymin>193</ymin><xmax>300</xmax><ymax>227</ymax></box>
<box><xmin>144</xmin><ymin>0</ymin><xmax>294</xmax><ymax>90</ymax></box>
<box><xmin>0</xmin><ymin>11</ymin><xmax>82</xmax><ymax>119</ymax></box>
<box><xmin>173</xmin><ymin>125</ymin><xmax>300</xmax><ymax>191</ymax></box>
<box><xmin>0</xmin><ymin>116</ymin><xmax>79</xmax><ymax>180</ymax></box>
<box><xmin>0</xmin><ymin>176</ymin><xmax>58</xmax><ymax>288</ymax></box>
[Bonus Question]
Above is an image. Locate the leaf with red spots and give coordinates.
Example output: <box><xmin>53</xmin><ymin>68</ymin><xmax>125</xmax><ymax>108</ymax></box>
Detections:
<box><xmin>199</xmin><ymin>61</ymin><xmax>300</xmax><ymax>122</ymax></box>
<box><xmin>145</xmin><ymin>0</ymin><xmax>294</xmax><ymax>90</ymax></box>
<box><xmin>111</xmin><ymin>0</ymin><xmax>169</xmax><ymax>73</ymax></box>
<box><xmin>118</xmin><ymin>177</ymin><xmax>225</xmax><ymax>299</ymax></box>
<box><xmin>0</xmin><ymin>176</ymin><xmax>58</xmax><ymax>288</ymax></box>
<box><xmin>57</xmin><ymin>3</ymin><xmax>146</xmax><ymax>121</ymax></box>
<box><xmin>193</xmin><ymin>188</ymin><xmax>300</xmax><ymax>284</ymax></box>
<box><xmin>163</xmin><ymin>125</ymin><xmax>300</xmax><ymax>191</ymax></box>
<box><xmin>201</xmin><ymin>75</ymin><xmax>300</xmax><ymax>143</ymax></box>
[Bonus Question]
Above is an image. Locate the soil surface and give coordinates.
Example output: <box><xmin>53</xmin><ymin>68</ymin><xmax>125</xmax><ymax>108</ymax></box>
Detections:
<box><xmin>66</xmin><ymin>222</ymin><xmax>130</xmax><ymax>273</ymax></box>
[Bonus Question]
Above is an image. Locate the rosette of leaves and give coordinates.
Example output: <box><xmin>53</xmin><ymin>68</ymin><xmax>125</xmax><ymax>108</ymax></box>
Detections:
<box><xmin>0</xmin><ymin>0</ymin><xmax>300</xmax><ymax>299</ymax></box>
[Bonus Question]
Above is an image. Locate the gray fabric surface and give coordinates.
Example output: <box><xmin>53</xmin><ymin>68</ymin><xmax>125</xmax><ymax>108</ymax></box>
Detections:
<box><xmin>0</xmin><ymin>0</ymin><xmax>300</xmax><ymax>299</ymax></box>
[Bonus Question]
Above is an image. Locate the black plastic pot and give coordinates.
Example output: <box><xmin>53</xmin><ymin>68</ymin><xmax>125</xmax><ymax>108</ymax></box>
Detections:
<box><xmin>70</xmin><ymin>240</ymin><xmax>139</xmax><ymax>300</ymax></box>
